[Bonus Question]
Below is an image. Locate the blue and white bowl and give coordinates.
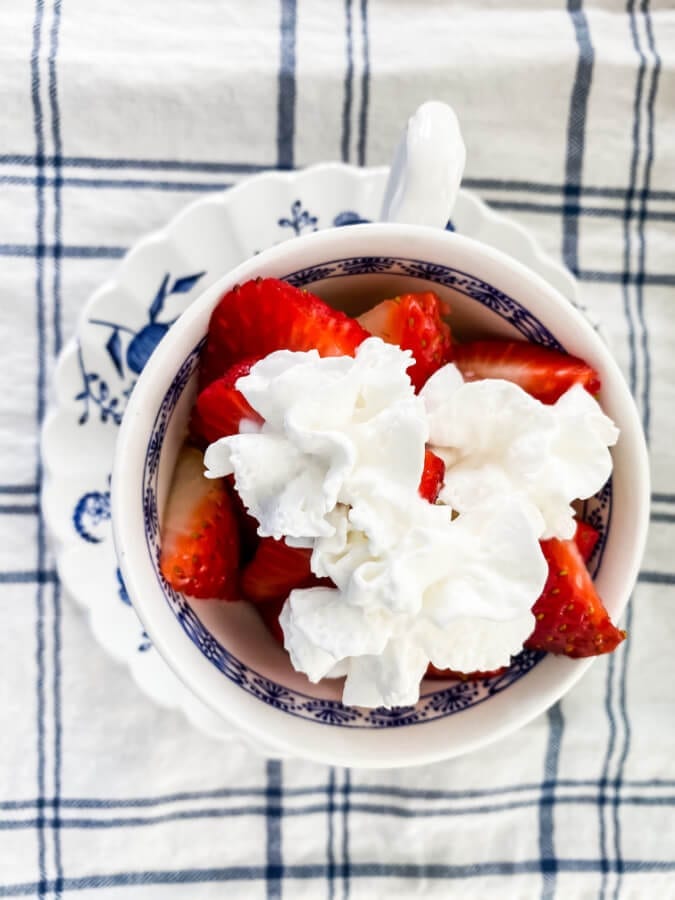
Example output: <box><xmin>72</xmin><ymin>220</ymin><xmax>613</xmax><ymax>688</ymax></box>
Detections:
<box><xmin>112</xmin><ymin>222</ymin><xmax>649</xmax><ymax>768</ymax></box>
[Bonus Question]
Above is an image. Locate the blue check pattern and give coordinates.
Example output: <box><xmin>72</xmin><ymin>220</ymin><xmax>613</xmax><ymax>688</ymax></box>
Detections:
<box><xmin>1</xmin><ymin>1</ymin><xmax>674</xmax><ymax>898</ymax></box>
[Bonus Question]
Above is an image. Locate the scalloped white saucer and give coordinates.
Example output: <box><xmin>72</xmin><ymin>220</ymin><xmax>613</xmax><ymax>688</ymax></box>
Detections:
<box><xmin>41</xmin><ymin>164</ymin><xmax>588</xmax><ymax>755</ymax></box>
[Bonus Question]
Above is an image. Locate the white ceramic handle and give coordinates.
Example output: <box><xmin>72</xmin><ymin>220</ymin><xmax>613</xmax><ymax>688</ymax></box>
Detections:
<box><xmin>380</xmin><ymin>101</ymin><xmax>466</xmax><ymax>228</ymax></box>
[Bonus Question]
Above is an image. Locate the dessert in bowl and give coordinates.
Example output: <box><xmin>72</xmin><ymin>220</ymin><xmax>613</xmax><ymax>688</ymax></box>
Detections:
<box><xmin>112</xmin><ymin>222</ymin><xmax>649</xmax><ymax>767</ymax></box>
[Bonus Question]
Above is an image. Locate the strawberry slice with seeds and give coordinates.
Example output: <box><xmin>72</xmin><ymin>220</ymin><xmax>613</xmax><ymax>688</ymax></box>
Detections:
<box><xmin>358</xmin><ymin>291</ymin><xmax>452</xmax><ymax>390</ymax></box>
<box><xmin>191</xmin><ymin>356</ymin><xmax>263</xmax><ymax>446</ymax></box>
<box><xmin>574</xmin><ymin>519</ymin><xmax>600</xmax><ymax>564</ymax></box>
<box><xmin>201</xmin><ymin>278</ymin><xmax>369</xmax><ymax>386</ymax></box>
<box><xmin>525</xmin><ymin>535</ymin><xmax>625</xmax><ymax>657</ymax></box>
<box><xmin>241</xmin><ymin>537</ymin><xmax>324</xmax><ymax>603</ymax></box>
<box><xmin>453</xmin><ymin>340</ymin><xmax>601</xmax><ymax>404</ymax></box>
<box><xmin>418</xmin><ymin>448</ymin><xmax>445</xmax><ymax>502</ymax></box>
<box><xmin>160</xmin><ymin>448</ymin><xmax>240</xmax><ymax>600</ymax></box>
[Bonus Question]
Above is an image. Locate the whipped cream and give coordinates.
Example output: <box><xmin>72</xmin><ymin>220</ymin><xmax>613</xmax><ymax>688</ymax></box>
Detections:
<box><xmin>203</xmin><ymin>339</ymin><xmax>618</xmax><ymax>709</ymax></box>
<box><xmin>420</xmin><ymin>365</ymin><xmax>618</xmax><ymax>540</ymax></box>
<box><xmin>204</xmin><ymin>338</ymin><xmax>427</xmax><ymax>541</ymax></box>
<box><xmin>280</xmin><ymin>496</ymin><xmax>545</xmax><ymax>707</ymax></box>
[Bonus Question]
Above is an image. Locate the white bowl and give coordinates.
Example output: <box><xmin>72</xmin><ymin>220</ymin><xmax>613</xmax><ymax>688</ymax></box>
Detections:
<box><xmin>112</xmin><ymin>223</ymin><xmax>649</xmax><ymax>768</ymax></box>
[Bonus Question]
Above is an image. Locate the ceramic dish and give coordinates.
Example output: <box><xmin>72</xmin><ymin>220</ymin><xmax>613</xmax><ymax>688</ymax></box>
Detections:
<box><xmin>111</xmin><ymin>219</ymin><xmax>649</xmax><ymax>768</ymax></box>
<box><xmin>42</xmin><ymin>163</ymin><xmax>612</xmax><ymax>758</ymax></box>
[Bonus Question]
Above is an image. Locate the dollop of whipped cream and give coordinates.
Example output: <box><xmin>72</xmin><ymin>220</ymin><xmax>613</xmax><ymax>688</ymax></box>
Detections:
<box><xmin>280</xmin><ymin>495</ymin><xmax>546</xmax><ymax>707</ymax></box>
<box><xmin>420</xmin><ymin>364</ymin><xmax>619</xmax><ymax>540</ymax></box>
<box><xmin>204</xmin><ymin>338</ymin><xmax>427</xmax><ymax>540</ymax></box>
<box><xmin>203</xmin><ymin>338</ymin><xmax>619</xmax><ymax>709</ymax></box>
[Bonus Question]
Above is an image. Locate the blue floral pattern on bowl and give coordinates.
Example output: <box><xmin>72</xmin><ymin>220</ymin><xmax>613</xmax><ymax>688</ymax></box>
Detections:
<box><xmin>141</xmin><ymin>255</ymin><xmax>612</xmax><ymax>728</ymax></box>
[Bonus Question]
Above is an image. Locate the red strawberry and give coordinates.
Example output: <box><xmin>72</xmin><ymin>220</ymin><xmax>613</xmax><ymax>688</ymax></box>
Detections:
<box><xmin>453</xmin><ymin>340</ymin><xmax>601</xmax><ymax>404</ymax></box>
<box><xmin>241</xmin><ymin>537</ymin><xmax>317</xmax><ymax>603</ymax></box>
<box><xmin>425</xmin><ymin>664</ymin><xmax>508</xmax><ymax>681</ymax></box>
<box><xmin>525</xmin><ymin>535</ymin><xmax>625</xmax><ymax>657</ymax></box>
<box><xmin>160</xmin><ymin>448</ymin><xmax>240</xmax><ymax>600</ymax></box>
<box><xmin>201</xmin><ymin>278</ymin><xmax>369</xmax><ymax>386</ymax></box>
<box><xmin>191</xmin><ymin>356</ymin><xmax>263</xmax><ymax>446</ymax></box>
<box><xmin>258</xmin><ymin>596</ymin><xmax>286</xmax><ymax>645</ymax></box>
<box><xmin>418</xmin><ymin>448</ymin><xmax>445</xmax><ymax>502</ymax></box>
<box><xmin>225</xmin><ymin>475</ymin><xmax>260</xmax><ymax>565</ymax></box>
<box><xmin>574</xmin><ymin>519</ymin><xmax>600</xmax><ymax>564</ymax></box>
<box><xmin>358</xmin><ymin>291</ymin><xmax>452</xmax><ymax>390</ymax></box>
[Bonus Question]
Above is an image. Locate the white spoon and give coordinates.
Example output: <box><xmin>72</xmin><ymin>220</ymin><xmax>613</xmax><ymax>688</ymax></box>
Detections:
<box><xmin>380</xmin><ymin>100</ymin><xmax>466</xmax><ymax>229</ymax></box>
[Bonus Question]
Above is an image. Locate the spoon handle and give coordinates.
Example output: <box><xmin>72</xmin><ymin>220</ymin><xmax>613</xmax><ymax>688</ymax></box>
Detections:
<box><xmin>380</xmin><ymin>101</ymin><xmax>466</xmax><ymax>229</ymax></box>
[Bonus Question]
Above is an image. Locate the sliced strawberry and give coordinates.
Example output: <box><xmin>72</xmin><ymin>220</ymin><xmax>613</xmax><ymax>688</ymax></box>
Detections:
<box><xmin>419</xmin><ymin>448</ymin><xmax>445</xmax><ymax>502</ymax></box>
<box><xmin>425</xmin><ymin>664</ymin><xmax>508</xmax><ymax>681</ymax></box>
<box><xmin>525</xmin><ymin>535</ymin><xmax>625</xmax><ymax>657</ymax></box>
<box><xmin>453</xmin><ymin>340</ymin><xmax>601</xmax><ymax>404</ymax></box>
<box><xmin>258</xmin><ymin>596</ymin><xmax>286</xmax><ymax>645</ymax></box>
<box><xmin>191</xmin><ymin>356</ymin><xmax>263</xmax><ymax>446</ymax></box>
<box><xmin>225</xmin><ymin>475</ymin><xmax>260</xmax><ymax>565</ymax></box>
<box><xmin>241</xmin><ymin>537</ymin><xmax>316</xmax><ymax>603</ymax></box>
<box><xmin>574</xmin><ymin>519</ymin><xmax>600</xmax><ymax>564</ymax></box>
<box><xmin>201</xmin><ymin>278</ymin><xmax>369</xmax><ymax>386</ymax></box>
<box><xmin>358</xmin><ymin>291</ymin><xmax>452</xmax><ymax>390</ymax></box>
<box><xmin>160</xmin><ymin>448</ymin><xmax>240</xmax><ymax>600</ymax></box>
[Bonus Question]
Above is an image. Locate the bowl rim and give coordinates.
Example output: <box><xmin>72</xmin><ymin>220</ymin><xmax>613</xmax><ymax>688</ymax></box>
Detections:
<box><xmin>112</xmin><ymin>222</ymin><xmax>650</xmax><ymax>768</ymax></box>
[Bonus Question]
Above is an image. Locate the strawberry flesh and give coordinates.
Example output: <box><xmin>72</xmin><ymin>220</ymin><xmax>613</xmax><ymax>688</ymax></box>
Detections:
<box><xmin>574</xmin><ymin>519</ymin><xmax>600</xmax><ymax>564</ymax></box>
<box><xmin>191</xmin><ymin>356</ymin><xmax>263</xmax><ymax>446</ymax></box>
<box><xmin>418</xmin><ymin>448</ymin><xmax>445</xmax><ymax>502</ymax></box>
<box><xmin>160</xmin><ymin>448</ymin><xmax>240</xmax><ymax>600</ymax></box>
<box><xmin>425</xmin><ymin>664</ymin><xmax>508</xmax><ymax>681</ymax></box>
<box><xmin>241</xmin><ymin>536</ymin><xmax>327</xmax><ymax>603</ymax></box>
<box><xmin>525</xmin><ymin>534</ymin><xmax>625</xmax><ymax>657</ymax></box>
<box><xmin>225</xmin><ymin>474</ymin><xmax>260</xmax><ymax>566</ymax></box>
<box><xmin>201</xmin><ymin>278</ymin><xmax>369</xmax><ymax>387</ymax></box>
<box><xmin>358</xmin><ymin>291</ymin><xmax>452</xmax><ymax>390</ymax></box>
<box><xmin>258</xmin><ymin>596</ymin><xmax>286</xmax><ymax>645</ymax></box>
<box><xmin>453</xmin><ymin>340</ymin><xmax>601</xmax><ymax>404</ymax></box>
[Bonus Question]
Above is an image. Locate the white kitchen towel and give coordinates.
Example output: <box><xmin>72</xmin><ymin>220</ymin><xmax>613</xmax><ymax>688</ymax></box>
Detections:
<box><xmin>1</xmin><ymin>1</ymin><xmax>673</xmax><ymax>898</ymax></box>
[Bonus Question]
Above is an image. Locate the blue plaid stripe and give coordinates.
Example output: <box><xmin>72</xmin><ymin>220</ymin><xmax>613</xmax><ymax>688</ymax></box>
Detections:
<box><xmin>0</xmin><ymin>175</ymin><xmax>235</xmax><ymax>192</ymax></box>
<box><xmin>634</xmin><ymin>0</ymin><xmax>662</xmax><ymax>441</ymax></box>
<box><xmin>1</xmin><ymin>786</ymin><xmax>673</xmax><ymax>830</ymax></box>
<box><xmin>538</xmin><ymin>4</ymin><xmax>595</xmax><ymax>894</ymax></box>
<box><xmin>0</xmin><ymin>571</ymin><xmax>58</xmax><ymax>584</ymax></box>
<box><xmin>0</xmin><ymin>245</ymin><xmax>126</xmax><ymax>259</ymax></box>
<box><xmin>4</xmin><ymin>169</ymin><xmax>675</xmax><ymax>211</ymax></box>
<box><xmin>47</xmin><ymin>0</ymin><xmax>63</xmax><ymax>359</ymax></box>
<box><xmin>562</xmin><ymin>0</ymin><xmax>594</xmax><ymax>278</ymax></box>
<box><xmin>47</xmin><ymin>6</ymin><xmax>64</xmax><ymax>898</ymax></box>
<box><xmin>1</xmin><ymin>777</ymin><xmax>674</xmax><ymax>809</ymax></box>
<box><xmin>265</xmin><ymin>761</ymin><xmax>283</xmax><ymax>899</ymax></box>
<box><xmin>639</xmin><ymin>571</ymin><xmax>675</xmax><ymax>584</ymax></box>
<box><xmin>0</xmin><ymin>504</ymin><xmax>40</xmax><ymax>515</ymax></box>
<box><xmin>51</xmin><ymin>582</ymin><xmax>63</xmax><ymax>900</ymax></box>
<box><xmin>356</xmin><ymin>0</ymin><xmax>369</xmax><ymax>167</ymax></box>
<box><xmin>29</xmin><ymin>4</ymin><xmax>49</xmax><ymax>900</ymax></box>
<box><xmin>1</xmin><ymin>2</ymin><xmax>673</xmax><ymax>897</ymax></box>
<box><xmin>0</xmin><ymin>859</ymin><xmax>674</xmax><ymax>899</ymax></box>
<box><xmin>341</xmin><ymin>0</ymin><xmax>354</xmax><ymax>164</ymax></box>
<box><xmin>0</xmin><ymin>156</ymin><xmax>269</xmax><ymax>176</ymax></box>
<box><xmin>7</xmin><ymin>171</ymin><xmax>675</xmax><ymax>218</ymax></box>
<box><xmin>277</xmin><ymin>0</ymin><xmax>297</xmax><ymax>170</ymax></box>
<box><xmin>341</xmin><ymin>770</ymin><xmax>351</xmax><ymax>900</ymax></box>
<box><xmin>325</xmin><ymin>769</ymin><xmax>336</xmax><ymax>900</ymax></box>
<box><xmin>607</xmin><ymin>6</ymin><xmax>661</xmax><ymax>900</ymax></box>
